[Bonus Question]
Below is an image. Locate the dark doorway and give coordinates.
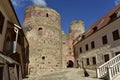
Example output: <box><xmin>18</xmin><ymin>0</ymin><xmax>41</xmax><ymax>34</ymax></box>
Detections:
<box><xmin>0</xmin><ymin>67</ymin><xmax>3</xmax><ymax>80</ymax></box>
<box><xmin>67</xmin><ymin>60</ymin><xmax>74</xmax><ymax>68</ymax></box>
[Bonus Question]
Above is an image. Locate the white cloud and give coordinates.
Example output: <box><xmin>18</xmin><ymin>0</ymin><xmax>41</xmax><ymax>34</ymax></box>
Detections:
<box><xmin>31</xmin><ymin>0</ymin><xmax>47</xmax><ymax>6</ymax></box>
<box><xmin>115</xmin><ymin>0</ymin><xmax>120</xmax><ymax>5</ymax></box>
<box><xmin>11</xmin><ymin>0</ymin><xmax>47</xmax><ymax>7</ymax></box>
<box><xmin>11</xmin><ymin>0</ymin><xmax>19</xmax><ymax>6</ymax></box>
<box><xmin>11</xmin><ymin>0</ymin><xmax>29</xmax><ymax>7</ymax></box>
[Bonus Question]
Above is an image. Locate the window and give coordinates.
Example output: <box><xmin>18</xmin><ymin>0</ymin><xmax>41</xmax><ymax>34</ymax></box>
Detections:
<box><xmin>102</xmin><ymin>35</ymin><xmax>108</xmax><ymax>45</ymax></box>
<box><xmin>42</xmin><ymin>56</ymin><xmax>45</xmax><ymax>60</ymax></box>
<box><xmin>38</xmin><ymin>27</ymin><xmax>43</xmax><ymax>35</ymax></box>
<box><xmin>86</xmin><ymin>58</ymin><xmax>90</xmax><ymax>65</ymax></box>
<box><xmin>110</xmin><ymin>13</ymin><xmax>117</xmax><ymax>22</ymax></box>
<box><xmin>93</xmin><ymin>26</ymin><xmax>97</xmax><ymax>32</ymax></box>
<box><xmin>82</xmin><ymin>35</ymin><xmax>85</xmax><ymax>39</ymax></box>
<box><xmin>85</xmin><ymin>44</ymin><xmax>89</xmax><ymax>51</ymax></box>
<box><xmin>91</xmin><ymin>41</ymin><xmax>95</xmax><ymax>49</ymax></box>
<box><xmin>104</xmin><ymin>54</ymin><xmax>109</xmax><ymax>62</ymax></box>
<box><xmin>46</xmin><ymin>13</ymin><xmax>49</xmax><ymax>17</ymax></box>
<box><xmin>0</xmin><ymin>11</ymin><xmax>5</xmax><ymax>33</ymax></box>
<box><xmin>79</xmin><ymin>47</ymin><xmax>82</xmax><ymax>53</ymax></box>
<box><xmin>92</xmin><ymin>57</ymin><xmax>96</xmax><ymax>65</ymax></box>
<box><xmin>115</xmin><ymin>52</ymin><xmax>120</xmax><ymax>55</ymax></box>
<box><xmin>0</xmin><ymin>67</ymin><xmax>3</xmax><ymax>80</ymax></box>
<box><xmin>112</xmin><ymin>30</ymin><xmax>120</xmax><ymax>41</ymax></box>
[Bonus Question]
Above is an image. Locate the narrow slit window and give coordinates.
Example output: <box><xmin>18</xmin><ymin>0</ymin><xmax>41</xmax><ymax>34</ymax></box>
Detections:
<box><xmin>46</xmin><ymin>13</ymin><xmax>49</xmax><ymax>17</ymax></box>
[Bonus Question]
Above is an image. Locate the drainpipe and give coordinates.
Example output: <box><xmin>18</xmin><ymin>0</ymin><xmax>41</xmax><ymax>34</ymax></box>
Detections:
<box><xmin>13</xmin><ymin>24</ymin><xmax>21</xmax><ymax>53</ymax></box>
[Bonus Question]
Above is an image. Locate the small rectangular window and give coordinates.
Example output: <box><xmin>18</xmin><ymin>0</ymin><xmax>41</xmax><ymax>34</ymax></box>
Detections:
<box><xmin>102</xmin><ymin>35</ymin><xmax>108</xmax><ymax>45</ymax></box>
<box><xmin>104</xmin><ymin>54</ymin><xmax>109</xmax><ymax>62</ymax></box>
<box><xmin>85</xmin><ymin>44</ymin><xmax>89</xmax><ymax>51</ymax></box>
<box><xmin>92</xmin><ymin>57</ymin><xmax>96</xmax><ymax>65</ymax></box>
<box><xmin>112</xmin><ymin>30</ymin><xmax>120</xmax><ymax>41</ymax></box>
<box><xmin>0</xmin><ymin>11</ymin><xmax>5</xmax><ymax>33</ymax></box>
<box><xmin>79</xmin><ymin>47</ymin><xmax>82</xmax><ymax>53</ymax></box>
<box><xmin>91</xmin><ymin>41</ymin><xmax>95</xmax><ymax>49</ymax></box>
<box><xmin>46</xmin><ymin>13</ymin><xmax>49</xmax><ymax>17</ymax></box>
<box><xmin>86</xmin><ymin>58</ymin><xmax>90</xmax><ymax>65</ymax></box>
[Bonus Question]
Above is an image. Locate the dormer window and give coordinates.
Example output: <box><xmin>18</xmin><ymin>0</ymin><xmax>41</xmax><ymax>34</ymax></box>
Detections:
<box><xmin>93</xmin><ymin>26</ymin><xmax>97</xmax><ymax>32</ymax></box>
<box><xmin>82</xmin><ymin>35</ymin><xmax>85</xmax><ymax>39</ymax></box>
<box><xmin>110</xmin><ymin>13</ymin><xmax>117</xmax><ymax>22</ymax></box>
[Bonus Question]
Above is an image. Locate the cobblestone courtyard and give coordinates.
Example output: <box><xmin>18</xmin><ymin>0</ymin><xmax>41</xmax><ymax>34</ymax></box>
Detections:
<box><xmin>23</xmin><ymin>68</ymin><xmax>102</xmax><ymax>80</ymax></box>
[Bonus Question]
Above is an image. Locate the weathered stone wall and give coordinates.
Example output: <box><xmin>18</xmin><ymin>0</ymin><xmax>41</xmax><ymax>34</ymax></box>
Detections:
<box><xmin>61</xmin><ymin>31</ymin><xmax>69</xmax><ymax>68</ymax></box>
<box><xmin>23</xmin><ymin>5</ymin><xmax>62</xmax><ymax>75</ymax></box>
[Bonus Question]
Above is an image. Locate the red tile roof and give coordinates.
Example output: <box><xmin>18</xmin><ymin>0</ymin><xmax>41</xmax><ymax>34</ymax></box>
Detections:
<box><xmin>85</xmin><ymin>4</ymin><xmax>120</xmax><ymax>37</ymax></box>
<box><xmin>73</xmin><ymin>4</ymin><xmax>120</xmax><ymax>45</ymax></box>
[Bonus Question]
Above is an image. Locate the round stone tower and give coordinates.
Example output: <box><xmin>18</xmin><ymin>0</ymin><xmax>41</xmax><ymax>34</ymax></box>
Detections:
<box><xmin>70</xmin><ymin>20</ymin><xmax>85</xmax><ymax>40</ymax></box>
<box><xmin>23</xmin><ymin>5</ymin><xmax>62</xmax><ymax>75</ymax></box>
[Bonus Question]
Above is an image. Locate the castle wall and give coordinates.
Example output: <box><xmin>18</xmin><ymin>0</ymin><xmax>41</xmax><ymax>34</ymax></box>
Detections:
<box><xmin>61</xmin><ymin>31</ymin><xmax>69</xmax><ymax>68</ymax></box>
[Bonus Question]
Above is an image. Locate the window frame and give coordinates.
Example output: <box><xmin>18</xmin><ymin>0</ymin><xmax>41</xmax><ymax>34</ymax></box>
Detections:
<box><xmin>79</xmin><ymin>47</ymin><xmax>82</xmax><ymax>53</ymax></box>
<box><xmin>112</xmin><ymin>29</ymin><xmax>120</xmax><ymax>41</ymax></box>
<box><xmin>85</xmin><ymin>44</ymin><xmax>89</xmax><ymax>51</ymax></box>
<box><xmin>91</xmin><ymin>41</ymin><xmax>95</xmax><ymax>49</ymax></box>
<box><xmin>86</xmin><ymin>58</ymin><xmax>90</xmax><ymax>65</ymax></box>
<box><xmin>92</xmin><ymin>57</ymin><xmax>96</xmax><ymax>65</ymax></box>
<box><xmin>102</xmin><ymin>35</ymin><xmax>108</xmax><ymax>45</ymax></box>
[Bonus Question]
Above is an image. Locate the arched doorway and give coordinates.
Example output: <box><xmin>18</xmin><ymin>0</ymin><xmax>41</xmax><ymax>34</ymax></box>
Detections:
<box><xmin>67</xmin><ymin>60</ymin><xmax>74</xmax><ymax>68</ymax></box>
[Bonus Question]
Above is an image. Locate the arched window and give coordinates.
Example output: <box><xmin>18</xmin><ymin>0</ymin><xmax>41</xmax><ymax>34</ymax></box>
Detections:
<box><xmin>38</xmin><ymin>27</ymin><xmax>43</xmax><ymax>35</ymax></box>
<box><xmin>67</xmin><ymin>60</ymin><xmax>74</xmax><ymax>68</ymax></box>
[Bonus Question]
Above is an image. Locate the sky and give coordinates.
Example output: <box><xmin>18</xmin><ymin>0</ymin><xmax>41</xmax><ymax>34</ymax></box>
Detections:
<box><xmin>11</xmin><ymin>0</ymin><xmax>120</xmax><ymax>34</ymax></box>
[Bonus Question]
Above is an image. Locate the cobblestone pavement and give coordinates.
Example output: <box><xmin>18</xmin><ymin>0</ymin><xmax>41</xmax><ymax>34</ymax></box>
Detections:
<box><xmin>23</xmin><ymin>68</ymin><xmax>103</xmax><ymax>80</ymax></box>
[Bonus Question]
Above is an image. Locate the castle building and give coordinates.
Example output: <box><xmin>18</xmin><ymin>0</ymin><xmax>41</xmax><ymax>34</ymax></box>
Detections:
<box><xmin>23</xmin><ymin>5</ymin><xmax>85</xmax><ymax>75</ymax></box>
<box><xmin>73</xmin><ymin>4</ymin><xmax>120</xmax><ymax>70</ymax></box>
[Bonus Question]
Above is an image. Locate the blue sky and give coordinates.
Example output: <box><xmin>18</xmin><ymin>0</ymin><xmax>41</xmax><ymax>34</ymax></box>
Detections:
<box><xmin>11</xmin><ymin>0</ymin><xmax>119</xmax><ymax>34</ymax></box>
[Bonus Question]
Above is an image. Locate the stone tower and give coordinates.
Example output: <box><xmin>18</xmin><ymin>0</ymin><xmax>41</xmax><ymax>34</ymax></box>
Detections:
<box><xmin>70</xmin><ymin>20</ymin><xmax>85</xmax><ymax>40</ymax></box>
<box><xmin>23</xmin><ymin>5</ymin><xmax>62</xmax><ymax>75</ymax></box>
<box><xmin>67</xmin><ymin>20</ymin><xmax>85</xmax><ymax>67</ymax></box>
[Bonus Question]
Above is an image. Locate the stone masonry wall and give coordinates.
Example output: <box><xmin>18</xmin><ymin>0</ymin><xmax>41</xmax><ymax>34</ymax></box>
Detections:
<box><xmin>23</xmin><ymin>5</ymin><xmax>62</xmax><ymax>75</ymax></box>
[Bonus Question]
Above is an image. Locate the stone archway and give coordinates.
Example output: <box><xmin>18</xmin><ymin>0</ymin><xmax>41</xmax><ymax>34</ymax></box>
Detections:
<box><xmin>67</xmin><ymin>60</ymin><xmax>74</xmax><ymax>68</ymax></box>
